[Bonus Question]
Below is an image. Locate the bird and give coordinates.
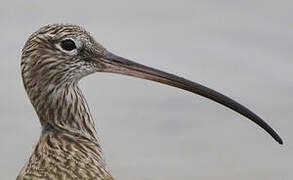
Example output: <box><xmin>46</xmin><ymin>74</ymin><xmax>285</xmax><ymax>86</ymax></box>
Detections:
<box><xmin>18</xmin><ymin>24</ymin><xmax>283</xmax><ymax>180</ymax></box>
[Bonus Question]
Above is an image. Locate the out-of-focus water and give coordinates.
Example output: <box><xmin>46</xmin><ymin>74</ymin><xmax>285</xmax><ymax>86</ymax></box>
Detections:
<box><xmin>0</xmin><ymin>1</ymin><xmax>292</xmax><ymax>179</ymax></box>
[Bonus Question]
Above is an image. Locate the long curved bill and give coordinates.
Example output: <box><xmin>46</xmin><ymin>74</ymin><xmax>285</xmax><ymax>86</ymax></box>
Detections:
<box><xmin>97</xmin><ymin>52</ymin><xmax>283</xmax><ymax>144</ymax></box>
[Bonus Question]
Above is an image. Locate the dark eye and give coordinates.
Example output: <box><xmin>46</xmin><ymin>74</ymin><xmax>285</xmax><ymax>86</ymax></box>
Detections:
<box><xmin>60</xmin><ymin>39</ymin><xmax>76</xmax><ymax>51</ymax></box>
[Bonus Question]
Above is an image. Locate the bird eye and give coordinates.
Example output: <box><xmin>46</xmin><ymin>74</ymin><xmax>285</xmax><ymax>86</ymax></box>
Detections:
<box><xmin>60</xmin><ymin>39</ymin><xmax>76</xmax><ymax>51</ymax></box>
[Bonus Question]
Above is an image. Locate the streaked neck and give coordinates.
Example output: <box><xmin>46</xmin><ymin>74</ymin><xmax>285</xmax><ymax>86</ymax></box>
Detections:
<box><xmin>26</xmin><ymin>81</ymin><xmax>98</xmax><ymax>141</ymax></box>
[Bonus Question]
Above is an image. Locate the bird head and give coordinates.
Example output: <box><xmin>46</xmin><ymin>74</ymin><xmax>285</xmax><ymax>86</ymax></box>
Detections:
<box><xmin>21</xmin><ymin>24</ymin><xmax>108</xmax><ymax>87</ymax></box>
<box><xmin>21</xmin><ymin>24</ymin><xmax>283</xmax><ymax>144</ymax></box>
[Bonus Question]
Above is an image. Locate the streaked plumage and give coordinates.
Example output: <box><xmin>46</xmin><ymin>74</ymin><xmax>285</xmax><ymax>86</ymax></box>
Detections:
<box><xmin>18</xmin><ymin>24</ymin><xmax>282</xmax><ymax>180</ymax></box>
<box><xmin>18</xmin><ymin>24</ymin><xmax>112</xmax><ymax>180</ymax></box>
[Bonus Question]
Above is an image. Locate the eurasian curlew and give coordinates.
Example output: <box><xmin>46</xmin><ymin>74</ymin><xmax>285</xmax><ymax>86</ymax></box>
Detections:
<box><xmin>17</xmin><ymin>24</ymin><xmax>282</xmax><ymax>180</ymax></box>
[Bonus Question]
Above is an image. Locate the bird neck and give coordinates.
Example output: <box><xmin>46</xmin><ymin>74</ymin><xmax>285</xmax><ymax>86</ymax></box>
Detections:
<box><xmin>26</xmin><ymin>81</ymin><xmax>98</xmax><ymax>141</ymax></box>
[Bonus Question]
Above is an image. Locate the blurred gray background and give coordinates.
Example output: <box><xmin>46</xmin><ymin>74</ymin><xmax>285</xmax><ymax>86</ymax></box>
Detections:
<box><xmin>0</xmin><ymin>0</ymin><xmax>292</xmax><ymax>179</ymax></box>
